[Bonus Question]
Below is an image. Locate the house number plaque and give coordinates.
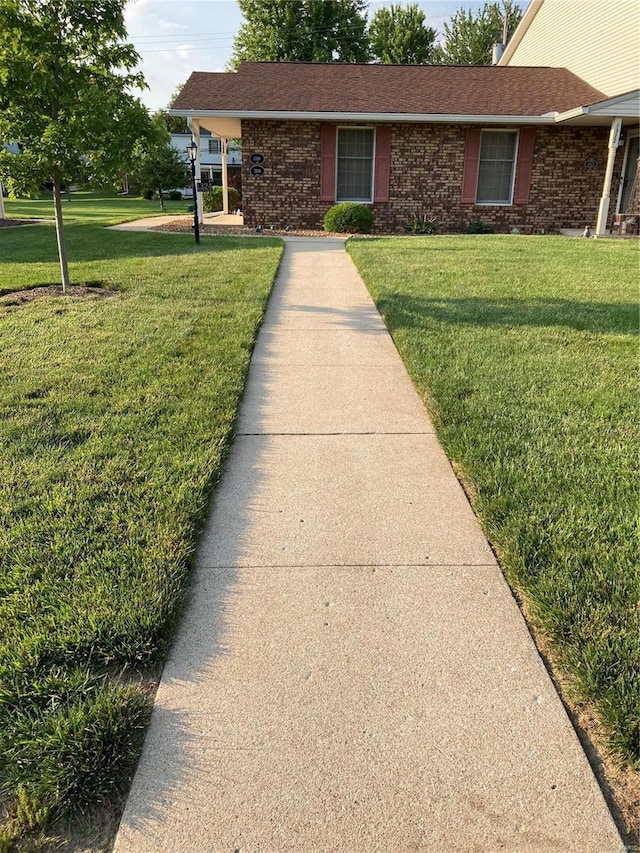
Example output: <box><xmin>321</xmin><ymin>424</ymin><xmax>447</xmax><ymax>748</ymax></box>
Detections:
<box><xmin>249</xmin><ymin>153</ymin><xmax>265</xmax><ymax>164</ymax></box>
<box><xmin>250</xmin><ymin>165</ymin><xmax>265</xmax><ymax>176</ymax></box>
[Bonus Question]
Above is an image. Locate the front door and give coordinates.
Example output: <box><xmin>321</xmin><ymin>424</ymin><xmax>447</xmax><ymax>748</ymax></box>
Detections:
<box><xmin>618</xmin><ymin>134</ymin><xmax>639</xmax><ymax>213</ymax></box>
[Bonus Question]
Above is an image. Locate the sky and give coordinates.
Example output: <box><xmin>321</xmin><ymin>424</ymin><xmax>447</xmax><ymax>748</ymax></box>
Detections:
<box><xmin>124</xmin><ymin>0</ymin><xmax>530</xmax><ymax>113</ymax></box>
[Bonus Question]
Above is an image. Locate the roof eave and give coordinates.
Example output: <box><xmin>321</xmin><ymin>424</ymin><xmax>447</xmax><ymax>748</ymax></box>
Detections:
<box><xmin>168</xmin><ymin>108</ymin><xmax>558</xmax><ymax>125</ymax></box>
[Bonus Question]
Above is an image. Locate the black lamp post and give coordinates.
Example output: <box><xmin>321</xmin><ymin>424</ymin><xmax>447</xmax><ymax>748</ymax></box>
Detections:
<box><xmin>186</xmin><ymin>140</ymin><xmax>200</xmax><ymax>244</ymax></box>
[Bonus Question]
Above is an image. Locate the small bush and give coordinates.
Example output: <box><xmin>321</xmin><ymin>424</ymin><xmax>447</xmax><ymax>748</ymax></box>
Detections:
<box><xmin>168</xmin><ymin>190</ymin><xmax>182</xmax><ymax>201</ymax></box>
<box><xmin>142</xmin><ymin>189</ymin><xmax>154</xmax><ymax>200</ymax></box>
<box><xmin>406</xmin><ymin>215</ymin><xmax>437</xmax><ymax>235</ymax></box>
<box><xmin>202</xmin><ymin>186</ymin><xmax>240</xmax><ymax>213</ymax></box>
<box><xmin>324</xmin><ymin>202</ymin><xmax>373</xmax><ymax>234</ymax></box>
<box><xmin>465</xmin><ymin>220</ymin><xmax>494</xmax><ymax>234</ymax></box>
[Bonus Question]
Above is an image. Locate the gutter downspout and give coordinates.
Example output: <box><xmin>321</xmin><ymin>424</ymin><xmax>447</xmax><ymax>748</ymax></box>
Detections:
<box><xmin>221</xmin><ymin>138</ymin><xmax>229</xmax><ymax>214</ymax></box>
<box><xmin>595</xmin><ymin>117</ymin><xmax>623</xmax><ymax>236</ymax></box>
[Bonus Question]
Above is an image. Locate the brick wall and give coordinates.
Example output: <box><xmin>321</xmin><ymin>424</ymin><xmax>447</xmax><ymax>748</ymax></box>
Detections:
<box><xmin>241</xmin><ymin>119</ymin><xmax>626</xmax><ymax>233</ymax></box>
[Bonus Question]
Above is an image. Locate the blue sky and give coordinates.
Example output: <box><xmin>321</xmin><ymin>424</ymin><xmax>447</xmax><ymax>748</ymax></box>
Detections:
<box><xmin>124</xmin><ymin>0</ymin><xmax>530</xmax><ymax>112</ymax></box>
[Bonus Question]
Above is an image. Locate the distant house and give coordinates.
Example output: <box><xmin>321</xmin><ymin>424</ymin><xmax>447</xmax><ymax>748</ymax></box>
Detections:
<box><xmin>170</xmin><ymin>131</ymin><xmax>241</xmax><ymax>192</ymax></box>
<box><xmin>170</xmin><ymin>58</ymin><xmax>639</xmax><ymax>234</ymax></box>
<box><xmin>498</xmin><ymin>0</ymin><xmax>640</xmax><ymax>226</ymax></box>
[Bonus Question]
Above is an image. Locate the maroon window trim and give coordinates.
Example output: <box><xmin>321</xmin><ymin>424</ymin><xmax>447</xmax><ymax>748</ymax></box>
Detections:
<box><xmin>513</xmin><ymin>128</ymin><xmax>536</xmax><ymax>205</ymax></box>
<box><xmin>320</xmin><ymin>125</ymin><xmax>337</xmax><ymax>202</ymax></box>
<box><xmin>373</xmin><ymin>126</ymin><xmax>391</xmax><ymax>202</ymax></box>
<box><xmin>461</xmin><ymin>127</ymin><xmax>482</xmax><ymax>204</ymax></box>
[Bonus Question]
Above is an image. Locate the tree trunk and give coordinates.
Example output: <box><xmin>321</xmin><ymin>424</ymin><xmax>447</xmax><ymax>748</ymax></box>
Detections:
<box><xmin>0</xmin><ymin>182</ymin><xmax>5</xmax><ymax>220</ymax></box>
<box><xmin>52</xmin><ymin>175</ymin><xmax>71</xmax><ymax>294</ymax></box>
<box><xmin>158</xmin><ymin>186</ymin><xmax>164</xmax><ymax>210</ymax></box>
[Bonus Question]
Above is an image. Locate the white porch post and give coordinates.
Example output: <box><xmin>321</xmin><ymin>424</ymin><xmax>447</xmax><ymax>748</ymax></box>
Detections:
<box><xmin>221</xmin><ymin>138</ymin><xmax>229</xmax><ymax>214</ymax></box>
<box><xmin>595</xmin><ymin>117</ymin><xmax>623</xmax><ymax>236</ymax></box>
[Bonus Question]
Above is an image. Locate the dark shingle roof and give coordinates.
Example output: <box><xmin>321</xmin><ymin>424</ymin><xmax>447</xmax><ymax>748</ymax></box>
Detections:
<box><xmin>171</xmin><ymin>62</ymin><xmax>606</xmax><ymax>117</ymax></box>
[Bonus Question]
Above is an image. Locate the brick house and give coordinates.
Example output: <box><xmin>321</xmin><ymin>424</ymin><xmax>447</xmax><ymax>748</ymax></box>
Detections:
<box><xmin>170</xmin><ymin>62</ymin><xmax>639</xmax><ymax>235</ymax></box>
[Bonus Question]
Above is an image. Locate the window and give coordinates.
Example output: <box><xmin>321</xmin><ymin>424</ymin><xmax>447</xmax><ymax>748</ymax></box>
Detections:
<box><xmin>208</xmin><ymin>138</ymin><xmax>221</xmax><ymax>154</ymax></box>
<box><xmin>336</xmin><ymin>128</ymin><xmax>375</xmax><ymax>203</ymax></box>
<box><xmin>476</xmin><ymin>131</ymin><xmax>518</xmax><ymax>204</ymax></box>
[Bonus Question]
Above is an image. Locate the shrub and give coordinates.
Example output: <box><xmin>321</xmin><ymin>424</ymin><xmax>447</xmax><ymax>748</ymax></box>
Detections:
<box><xmin>324</xmin><ymin>202</ymin><xmax>374</xmax><ymax>234</ymax></box>
<box><xmin>405</xmin><ymin>215</ymin><xmax>437</xmax><ymax>235</ymax></box>
<box><xmin>142</xmin><ymin>189</ymin><xmax>154</xmax><ymax>200</ymax></box>
<box><xmin>465</xmin><ymin>220</ymin><xmax>494</xmax><ymax>234</ymax></box>
<box><xmin>202</xmin><ymin>186</ymin><xmax>240</xmax><ymax>213</ymax></box>
<box><xmin>168</xmin><ymin>190</ymin><xmax>182</xmax><ymax>201</ymax></box>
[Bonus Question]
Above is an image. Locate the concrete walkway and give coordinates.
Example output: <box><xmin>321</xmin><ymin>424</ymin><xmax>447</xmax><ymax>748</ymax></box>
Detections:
<box><xmin>110</xmin><ymin>211</ymin><xmax>243</xmax><ymax>231</ymax></box>
<box><xmin>114</xmin><ymin>238</ymin><xmax>623</xmax><ymax>853</ymax></box>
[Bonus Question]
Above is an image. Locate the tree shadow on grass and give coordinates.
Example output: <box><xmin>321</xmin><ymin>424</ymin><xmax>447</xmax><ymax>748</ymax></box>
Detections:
<box><xmin>377</xmin><ymin>294</ymin><xmax>638</xmax><ymax>337</ymax></box>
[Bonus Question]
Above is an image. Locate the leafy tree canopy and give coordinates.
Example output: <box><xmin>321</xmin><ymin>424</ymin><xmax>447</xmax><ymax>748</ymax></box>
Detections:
<box><xmin>129</xmin><ymin>114</ymin><xmax>189</xmax><ymax>208</ymax></box>
<box><xmin>161</xmin><ymin>82</ymin><xmax>190</xmax><ymax>134</ymax></box>
<box><xmin>369</xmin><ymin>3</ymin><xmax>437</xmax><ymax>65</ymax></box>
<box><xmin>229</xmin><ymin>0</ymin><xmax>370</xmax><ymax>68</ymax></box>
<box><xmin>434</xmin><ymin>1</ymin><xmax>522</xmax><ymax>66</ymax></box>
<box><xmin>0</xmin><ymin>0</ymin><xmax>150</xmax><ymax>289</ymax></box>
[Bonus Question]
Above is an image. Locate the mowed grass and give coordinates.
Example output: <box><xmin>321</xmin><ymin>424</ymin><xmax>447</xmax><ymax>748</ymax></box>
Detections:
<box><xmin>5</xmin><ymin>188</ymin><xmax>192</xmax><ymax>226</ymax></box>
<box><xmin>348</xmin><ymin>235</ymin><xmax>639</xmax><ymax>765</ymax></box>
<box><xmin>0</xmin><ymin>214</ymin><xmax>282</xmax><ymax>839</ymax></box>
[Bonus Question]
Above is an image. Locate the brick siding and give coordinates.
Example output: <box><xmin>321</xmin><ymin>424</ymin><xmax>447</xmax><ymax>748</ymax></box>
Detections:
<box><xmin>241</xmin><ymin>119</ymin><xmax>628</xmax><ymax>233</ymax></box>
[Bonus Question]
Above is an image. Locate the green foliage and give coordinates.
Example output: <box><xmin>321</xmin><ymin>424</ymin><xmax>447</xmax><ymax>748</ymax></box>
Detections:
<box><xmin>0</xmin><ymin>0</ymin><xmax>151</xmax><ymax>288</ymax></box>
<box><xmin>348</xmin><ymin>234</ymin><xmax>640</xmax><ymax>764</ymax></box>
<box><xmin>369</xmin><ymin>3</ymin><xmax>437</xmax><ymax>65</ymax></box>
<box><xmin>168</xmin><ymin>190</ymin><xmax>182</xmax><ymax>201</ymax></box>
<box><xmin>129</xmin><ymin>114</ymin><xmax>189</xmax><ymax>210</ymax></box>
<box><xmin>434</xmin><ymin>1</ymin><xmax>522</xmax><ymax>65</ymax></box>
<box><xmin>161</xmin><ymin>81</ymin><xmax>190</xmax><ymax>133</ymax></box>
<box><xmin>142</xmin><ymin>188</ymin><xmax>154</xmax><ymax>200</ymax></box>
<box><xmin>405</xmin><ymin>214</ymin><xmax>437</xmax><ymax>234</ymax></box>
<box><xmin>0</xmin><ymin>0</ymin><xmax>149</xmax><ymax>189</ymax></box>
<box><xmin>465</xmin><ymin>220</ymin><xmax>495</xmax><ymax>234</ymax></box>
<box><xmin>202</xmin><ymin>185</ymin><xmax>241</xmax><ymax>212</ymax></box>
<box><xmin>324</xmin><ymin>202</ymin><xmax>374</xmax><ymax>233</ymax></box>
<box><xmin>229</xmin><ymin>0</ymin><xmax>370</xmax><ymax>67</ymax></box>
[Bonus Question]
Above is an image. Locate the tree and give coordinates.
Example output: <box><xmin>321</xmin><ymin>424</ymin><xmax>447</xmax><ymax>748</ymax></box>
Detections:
<box><xmin>161</xmin><ymin>82</ymin><xmax>190</xmax><ymax>134</ymax></box>
<box><xmin>130</xmin><ymin>115</ymin><xmax>189</xmax><ymax>208</ymax></box>
<box><xmin>434</xmin><ymin>1</ymin><xmax>522</xmax><ymax>66</ymax></box>
<box><xmin>229</xmin><ymin>0</ymin><xmax>370</xmax><ymax>68</ymax></box>
<box><xmin>369</xmin><ymin>3</ymin><xmax>437</xmax><ymax>65</ymax></box>
<box><xmin>0</xmin><ymin>0</ymin><xmax>149</xmax><ymax>292</ymax></box>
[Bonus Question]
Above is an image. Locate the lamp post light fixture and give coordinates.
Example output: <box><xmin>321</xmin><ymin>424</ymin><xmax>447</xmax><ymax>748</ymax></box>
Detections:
<box><xmin>186</xmin><ymin>140</ymin><xmax>200</xmax><ymax>244</ymax></box>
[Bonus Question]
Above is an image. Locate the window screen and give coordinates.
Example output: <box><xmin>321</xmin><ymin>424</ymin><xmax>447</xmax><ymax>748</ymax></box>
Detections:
<box><xmin>476</xmin><ymin>131</ymin><xmax>517</xmax><ymax>204</ymax></box>
<box><xmin>336</xmin><ymin>128</ymin><xmax>374</xmax><ymax>202</ymax></box>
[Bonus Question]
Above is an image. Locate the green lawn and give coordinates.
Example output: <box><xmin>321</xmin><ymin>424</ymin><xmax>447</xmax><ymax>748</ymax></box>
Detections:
<box><xmin>4</xmin><ymin>188</ymin><xmax>192</xmax><ymax>226</ymax></box>
<box><xmin>348</xmin><ymin>235</ymin><xmax>639</xmax><ymax>767</ymax></box>
<box><xmin>0</xmin><ymin>202</ymin><xmax>283</xmax><ymax>846</ymax></box>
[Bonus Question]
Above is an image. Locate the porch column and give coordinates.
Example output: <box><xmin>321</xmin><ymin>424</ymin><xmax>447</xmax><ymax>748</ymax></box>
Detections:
<box><xmin>595</xmin><ymin>117</ymin><xmax>623</xmax><ymax>236</ymax></box>
<box><xmin>221</xmin><ymin>138</ymin><xmax>229</xmax><ymax>214</ymax></box>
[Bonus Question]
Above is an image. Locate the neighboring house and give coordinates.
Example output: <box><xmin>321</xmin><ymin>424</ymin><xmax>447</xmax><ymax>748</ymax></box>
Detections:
<box><xmin>170</xmin><ymin>61</ymin><xmax>639</xmax><ymax>234</ymax></box>
<box><xmin>170</xmin><ymin>131</ymin><xmax>242</xmax><ymax>190</ymax></box>
<box><xmin>499</xmin><ymin>0</ymin><xmax>640</xmax><ymax>226</ymax></box>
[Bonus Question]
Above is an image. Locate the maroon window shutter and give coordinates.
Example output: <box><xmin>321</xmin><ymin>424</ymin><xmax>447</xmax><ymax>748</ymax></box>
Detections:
<box><xmin>373</xmin><ymin>126</ymin><xmax>392</xmax><ymax>202</ymax></box>
<box><xmin>320</xmin><ymin>125</ymin><xmax>337</xmax><ymax>202</ymax></box>
<box><xmin>461</xmin><ymin>127</ymin><xmax>482</xmax><ymax>204</ymax></box>
<box><xmin>513</xmin><ymin>128</ymin><xmax>536</xmax><ymax>205</ymax></box>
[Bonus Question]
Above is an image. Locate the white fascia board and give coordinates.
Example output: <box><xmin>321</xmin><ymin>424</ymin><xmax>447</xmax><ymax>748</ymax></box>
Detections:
<box><xmin>168</xmin><ymin>108</ymin><xmax>555</xmax><ymax>125</ymax></box>
<box><xmin>555</xmin><ymin>89</ymin><xmax>640</xmax><ymax>122</ymax></box>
